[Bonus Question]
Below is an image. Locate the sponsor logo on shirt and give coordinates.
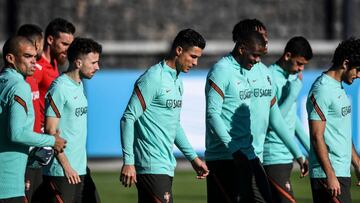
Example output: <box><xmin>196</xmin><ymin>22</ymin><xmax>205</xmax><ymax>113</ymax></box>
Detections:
<box><xmin>252</xmin><ymin>88</ymin><xmax>272</xmax><ymax>98</ymax></box>
<box><xmin>166</xmin><ymin>99</ymin><xmax>182</xmax><ymax>108</ymax></box>
<box><xmin>341</xmin><ymin>106</ymin><xmax>351</xmax><ymax>116</ymax></box>
<box><xmin>75</xmin><ymin>106</ymin><xmax>87</xmax><ymax>117</ymax></box>
<box><xmin>239</xmin><ymin>88</ymin><xmax>271</xmax><ymax>100</ymax></box>
<box><xmin>239</xmin><ymin>89</ymin><xmax>252</xmax><ymax>100</ymax></box>
<box><xmin>31</xmin><ymin>91</ymin><xmax>40</xmax><ymax>100</ymax></box>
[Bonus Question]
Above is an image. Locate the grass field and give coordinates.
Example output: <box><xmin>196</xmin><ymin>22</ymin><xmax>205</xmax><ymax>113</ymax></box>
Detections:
<box><xmin>92</xmin><ymin>170</ymin><xmax>360</xmax><ymax>203</ymax></box>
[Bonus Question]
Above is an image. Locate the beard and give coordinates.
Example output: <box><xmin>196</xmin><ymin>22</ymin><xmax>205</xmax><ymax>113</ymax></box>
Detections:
<box><xmin>55</xmin><ymin>53</ymin><xmax>67</xmax><ymax>65</ymax></box>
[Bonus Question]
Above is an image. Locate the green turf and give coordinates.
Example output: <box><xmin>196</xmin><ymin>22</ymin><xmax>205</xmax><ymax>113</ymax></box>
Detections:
<box><xmin>92</xmin><ymin>170</ymin><xmax>360</xmax><ymax>203</ymax></box>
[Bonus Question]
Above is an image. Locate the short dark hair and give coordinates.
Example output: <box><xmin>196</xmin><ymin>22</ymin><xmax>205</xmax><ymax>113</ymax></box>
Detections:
<box><xmin>170</xmin><ymin>28</ymin><xmax>206</xmax><ymax>51</ymax></box>
<box><xmin>67</xmin><ymin>37</ymin><xmax>102</xmax><ymax>63</ymax></box>
<box><xmin>236</xmin><ymin>31</ymin><xmax>266</xmax><ymax>49</ymax></box>
<box><xmin>2</xmin><ymin>36</ymin><xmax>33</xmax><ymax>65</ymax></box>
<box><xmin>232</xmin><ymin>19</ymin><xmax>266</xmax><ymax>43</ymax></box>
<box><xmin>332</xmin><ymin>38</ymin><xmax>360</xmax><ymax>67</ymax></box>
<box><xmin>17</xmin><ymin>24</ymin><xmax>43</xmax><ymax>42</ymax></box>
<box><xmin>284</xmin><ymin>36</ymin><xmax>313</xmax><ymax>60</ymax></box>
<box><xmin>44</xmin><ymin>18</ymin><xmax>75</xmax><ymax>40</ymax></box>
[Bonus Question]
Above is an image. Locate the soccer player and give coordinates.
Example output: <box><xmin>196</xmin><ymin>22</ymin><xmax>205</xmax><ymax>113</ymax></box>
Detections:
<box><xmin>17</xmin><ymin>24</ymin><xmax>44</xmax><ymax>134</ymax></box>
<box><xmin>263</xmin><ymin>36</ymin><xmax>313</xmax><ymax>203</ymax></box>
<box><xmin>34</xmin><ymin>18</ymin><xmax>75</xmax><ymax>131</ymax></box>
<box><xmin>0</xmin><ymin>36</ymin><xmax>66</xmax><ymax>202</ymax></box>
<box><xmin>41</xmin><ymin>37</ymin><xmax>102</xmax><ymax>202</ymax></box>
<box><xmin>120</xmin><ymin>28</ymin><xmax>209</xmax><ymax>203</ymax></box>
<box><xmin>16</xmin><ymin>23</ymin><xmax>46</xmax><ymax>202</ymax></box>
<box><xmin>307</xmin><ymin>38</ymin><xmax>360</xmax><ymax>203</ymax></box>
<box><xmin>205</xmin><ymin>19</ymin><xmax>308</xmax><ymax>203</ymax></box>
<box><xmin>232</xmin><ymin>19</ymin><xmax>307</xmax><ymax>165</ymax></box>
<box><xmin>205</xmin><ymin>30</ymin><xmax>268</xmax><ymax>203</ymax></box>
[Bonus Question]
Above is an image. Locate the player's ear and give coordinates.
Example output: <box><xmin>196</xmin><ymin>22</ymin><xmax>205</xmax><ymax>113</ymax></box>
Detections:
<box><xmin>175</xmin><ymin>46</ymin><xmax>183</xmax><ymax>56</ymax></box>
<box><xmin>75</xmin><ymin>58</ymin><xmax>82</xmax><ymax>68</ymax></box>
<box><xmin>284</xmin><ymin>52</ymin><xmax>292</xmax><ymax>61</ymax></box>
<box><xmin>342</xmin><ymin>59</ymin><xmax>350</xmax><ymax>70</ymax></box>
<box><xmin>238</xmin><ymin>44</ymin><xmax>245</xmax><ymax>55</ymax></box>
<box><xmin>47</xmin><ymin>35</ymin><xmax>54</xmax><ymax>46</ymax></box>
<box><xmin>5</xmin><ymin>53</ymin><xmax>15</xmax><ymax>65</ymax></box>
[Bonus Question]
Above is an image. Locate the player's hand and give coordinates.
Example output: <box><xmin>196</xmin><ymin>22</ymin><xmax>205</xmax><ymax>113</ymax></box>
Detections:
<box><xmin>353</xmin><ymin>161</ymin><xmax>360</xmax><ymax>186</ymax></box>
<box><xmin>327</xmin><ymin>175</ymin><xmax>341</xmax><ymax>197</ymax></box>
<box><xmin>120</xmin><ymin>164</ymin><xmax>137</xmax><ymax>187</ymax></box>
<box><xmin>296</xmin><ymin>157</ymin><xmax>309</xmax><ymax>178</ymax></box>
<box><xmin>53</xmin><ymin>130</ymin><xmax>66</xmax><ymax>153</ymax></box>
<box><xmin>64</xmin><ymin>166</ymin><xmax>81</xmax><ymax>184</ymax></box>
<box><xmin>191</xmin><ymin>157</ymin><xmax>209</xmax><ymax>179</ymax></box>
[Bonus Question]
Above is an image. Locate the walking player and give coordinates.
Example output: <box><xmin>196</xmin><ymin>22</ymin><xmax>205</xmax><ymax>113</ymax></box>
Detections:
<box><xmin>307</xmin><ymin>38</ymin><xmax>360</xmax><ymax>203</ymax></box>
<box><xmin>120</xmin><ymin>28</ymin><xmax>209</xmax><ymax>203</ymax></box>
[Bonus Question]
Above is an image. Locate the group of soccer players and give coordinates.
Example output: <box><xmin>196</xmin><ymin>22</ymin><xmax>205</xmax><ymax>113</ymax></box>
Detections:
<box><xmin>1</xmin><ymin>16</ymin><xmax>360</xmax><ymax>203</ymax></box>
<box><xmin>120</xmin><ymin>19</ymin><xmax>360</xmax><ymax>203</ymax></box>
<box><xmin>0</xmin><ymin>18</ymin><xmax>101</xmax><ymax>202</ymax></box>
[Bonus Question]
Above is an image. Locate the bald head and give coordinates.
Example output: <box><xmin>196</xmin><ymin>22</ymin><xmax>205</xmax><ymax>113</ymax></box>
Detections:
<box><xmin>2</xmin><ymin>36</ymin><xmax>37</xmax><ymax>77</ymax></box>
<box><xmin>3</xmin><ymin>36</ymin><xmax>34</xmax><ymax>66</ymax></box>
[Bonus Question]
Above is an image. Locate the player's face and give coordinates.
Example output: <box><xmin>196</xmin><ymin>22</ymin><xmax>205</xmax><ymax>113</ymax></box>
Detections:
<box><xmin>239</xmin><ymin>43</ymin><xmax>264</xmax><ymax>69</ymax></box>
<box><xmin>78</xmin><ymin>52</ymin><xmax>100</xmax><ymax>79</ymax></box>
<box><xmin>343</xmin><ymin>66</ymin><xmax>360</xmax><ymax>85</ymax></box>
<box><xmin>49</xmin><ymin>32</ymin><xmax>74</xmax><ymax>65</ymax></box>
<box><xmin>256</xmin><ymin>27</ymin><xmax>268</xmax><ymax>54</ymax></box>
<box><xmin>34</xmin><ymin>38</ymin><xmax>44</xmax><ymax>60</ymax></box>
<box><xmin>286</xmin><ymin>56</ymin><xmax>308</xmax><ymax>74</ymax></box>
<box><xmin>9</xmin><ymin>43</ymin><xmax>37</xmax><ymax>77</ymax></box>
<box><xmin>175</xmin><ymin>46</ymin><xmax>203</xmax><ymax>73</ymax></box>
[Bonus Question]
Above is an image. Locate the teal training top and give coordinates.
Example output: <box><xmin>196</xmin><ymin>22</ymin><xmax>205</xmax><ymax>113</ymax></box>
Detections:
<box><xmin>43</xmin><ymin>74</ymin><xmax>88</xmax><ymax>176</ymax></box>
<box><xmin>242</xmin><ymin>62</ymin><xmax>303</xmax><ymax>162</ymax></box>
<box><xmin>307</xmin><ymin>73</ymin><xmax>352</xmax><ymax>178</ymax></box>
<box><xmin>0</xmin><ymin>68</ymin><xmax>55</xmax><ymax>199</ymax></box>
<box><xmin>263</xmin><ymin>64</ymin><xmax>310</xmax><ymax>165</ymax></box>
<box><xmin>121</xmin><ymin>60</ymin><xmax>198</xmax><ymax>177</ymax></box>
<box><xmin>205</xmin><ymin>54</ymin><xmax>255</xmax><ymax>161</ymax></box>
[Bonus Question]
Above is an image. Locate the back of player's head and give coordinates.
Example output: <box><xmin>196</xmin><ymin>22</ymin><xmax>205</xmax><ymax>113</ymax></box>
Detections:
<box><xmin>2</xmin><ymin>36</ymin><xmax>33</xmax><ymax>66</ymax></box>
<box><xmin>232</xmin><ymin>19</ymin><xmax>266</xmax><ymax>43</ymax></box>
<box><xmin>17</xmin><ymin>24</ymin><xmax>43</xmax><ymax>42</ymax></box>
<box><xmin>170</xmin><ymin>28</ymin><xmax>206</xmax><ymax>51</ymax></box>
<box><xmin>284</xmin><ymin>36</ymin><xmax>313</xmax><ymax>60</ymax></box>
<box><xmin>332</xmin><ymin>38</ymin><xmax>360</xmax><ymax>67</ymax></box>
<box><xmin>67</xmin><ymin>37</ymin><xmax>102</xmax><ymax>63</ymax></box>
<box><xmin>44</xmin><ymin>18</ymin><xmax>75</xmax><ymax>40</ymax></box>
<box><xmin>236</xmin><ymin>31</ymin><xmax>266</xmax><ymax>50</ymax></box>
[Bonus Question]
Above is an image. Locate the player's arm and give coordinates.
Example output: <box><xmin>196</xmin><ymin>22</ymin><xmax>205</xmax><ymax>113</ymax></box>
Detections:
<box><xmin>205</xmin><ymin>74</ymin><xmax>239</xmax><ymax>154</ymax></box>
<box><xmin>308</xmin><ymin>92</ymin><xmax>340</xmax><ymax>196</ymax></box>
<box><xmin>295</xmin><ymin>117</ymin><xmax>310</xmax><ymax>153</ymax></box>
<box><xmin>278</xmin><ymin>75</ymin><xmax>303</xmax><ymax>117</ymax></box>
<box><xmin>351</xmin><ymin>144</ymin><xmax>360</xmax><ymax>186</ymax></box>
<box><xmin>269</xmin><ymin>100</ymin><xmax>308</xmax><ymax>177</ymax></box>
<box><xmin>45</xmin><ymin>117</ymin><xmax>80</xmax><ymax>184</ymax></box>
<box><xmin>309</xmin><ymin>120</ymin><xmax>340</xmax><ymax>196</ymax></box>
<box><xmin>8</xmin><ymin>84</ymin><xmax>65</xmax><ymax>149</ymax></box>
<box><xmin>174</xmin><ymin>125</ymin><xmax>209</xmax><ymax>179</ymax></box>
<box><xmin>120</xmin><ymin>78</ymin><xmax>156</xmax><ymax>187</ymax></box>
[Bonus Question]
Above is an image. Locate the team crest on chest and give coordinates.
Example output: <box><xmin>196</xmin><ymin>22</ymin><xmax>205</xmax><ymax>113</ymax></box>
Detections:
<box><xmin>341</xmin><ymin>106</ymin><xmax>351</xmax><ymax>116</ymax></box>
